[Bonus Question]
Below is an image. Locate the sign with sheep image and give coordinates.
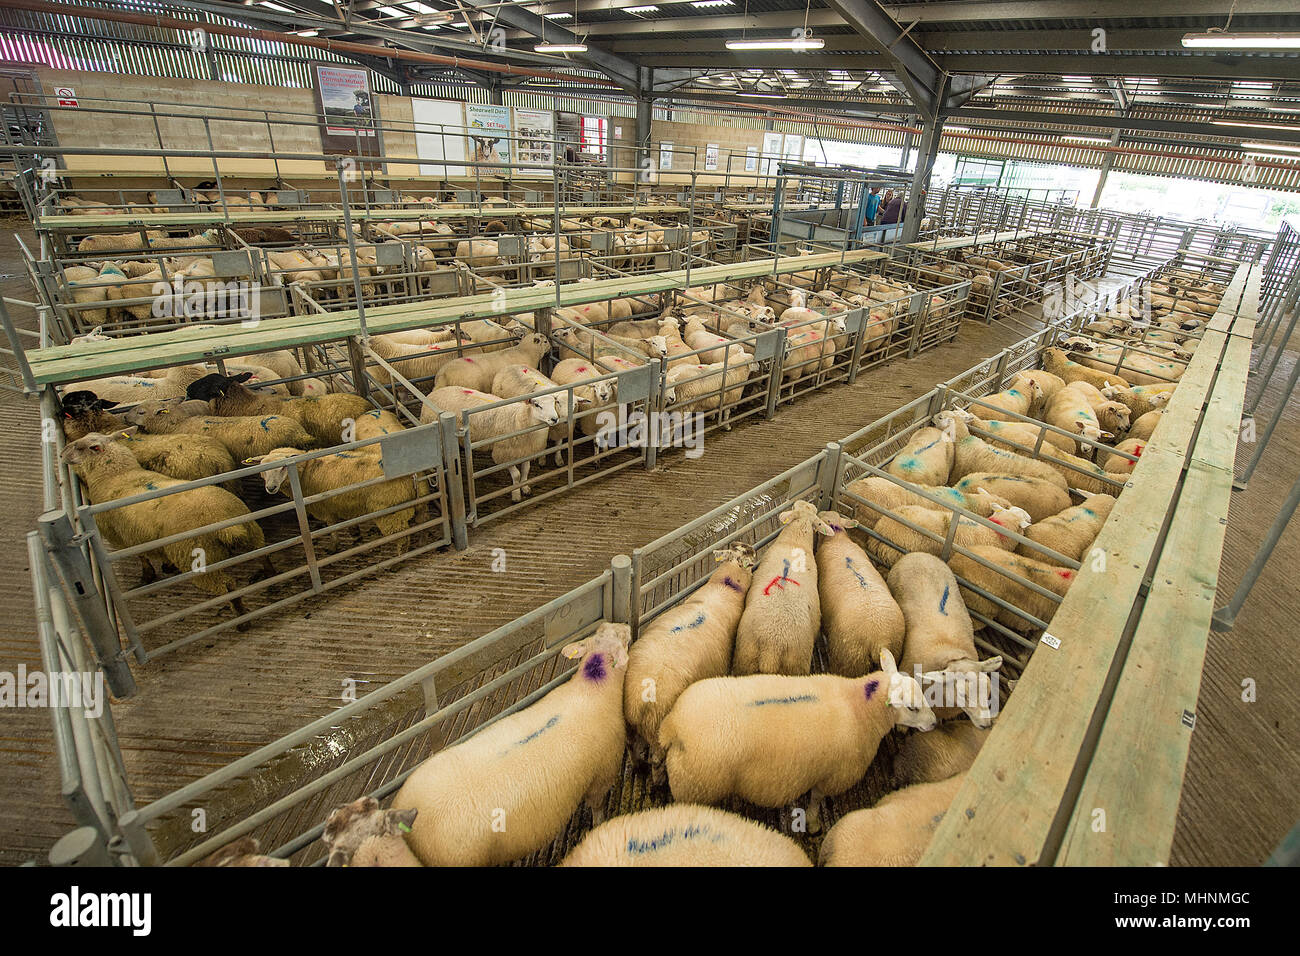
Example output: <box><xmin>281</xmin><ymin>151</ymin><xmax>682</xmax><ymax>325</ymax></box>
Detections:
<box><xmin>314</xmin><ymin>65</ymin><xmax>380</xmax><ymax>157</ymax></box>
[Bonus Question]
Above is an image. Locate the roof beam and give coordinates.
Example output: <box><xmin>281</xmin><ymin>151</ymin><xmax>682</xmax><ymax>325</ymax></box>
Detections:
<box><xmin>946</xmin><ymin>106</ymin><xmax>1300</xmax><ymax>146</ymax></box>
<box><xmin>876</xmin><ymin>1</ymin><xmax>1300</xmax><ymax>21</ymax></box>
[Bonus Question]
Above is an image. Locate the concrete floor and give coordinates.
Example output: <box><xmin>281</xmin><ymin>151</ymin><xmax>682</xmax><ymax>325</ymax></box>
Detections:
<box><xmin>0</xmin><ymin>225</ymin><xmax>1295</xmax><ymax>865</ymax></box>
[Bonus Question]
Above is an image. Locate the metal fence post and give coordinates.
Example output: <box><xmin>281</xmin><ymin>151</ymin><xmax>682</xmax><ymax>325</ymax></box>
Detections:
<box><xmin>610</xmin><ymin>554</ymin><xmax>633</xmax><ymax>627</ymax></box>
<box><xmin>765</xmin><ymin>326</ymin><xmax>787</xmax><ymax>419</ymax></box>
<box><xmin>819</xmin><ymin>442</ymin><xmax>843</xmax><ymax>510</ymax></box>
<box><xmin>1213</xmin><ymin>467</ymin><xmax>1300</xmax><ymax>632</ymax></box>
<box><xmin>49</xmin><ymin>826</ymin><xmax>114</xmax><ymax>867</ymax></box>
<box><xmin>37</xmin><ymin>510</ymin><xmax>136</xmax><ymax>699</ymax></box>
<box><xmin>438</xmin><ymin>412</ymin><xmax>470</xmax><ymax>550</ymax></box>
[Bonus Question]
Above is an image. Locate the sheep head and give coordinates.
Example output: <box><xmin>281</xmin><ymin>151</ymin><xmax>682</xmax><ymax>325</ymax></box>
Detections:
<box><xmin>59</xmin><ymin>390</ymin><xmax>118</xmax><ymax>417</ymax></box>
<box><xmin>244</xmin><ymin>447</ymin><xmax>306</xmax><ymax>495</ymax></box>
<box><xmin>195</xmin><ymin>836</ymin><xmax>289</xmax><ymax>868</ymax></box>
<box><xmin>989</xmin><ymin>504</ymin><xmax>1032</xmax><ymax>533</ymax></box>
<box><xmin>880</xmin><ymin>648</ymin><xmax>937</xmax><ymax>731</ymax></box>
<box><xmin>322</xmin><ymin>797</ymin><xmax>417</xmax><ymax>868</ymax></box>
<box><xmin>527</xmin><ymin>394</ymin><xmax>560</xmax><ymax>427</ymax></box>
<box><xmin>186</xmin><ymin>371</ymin><xmax>253</xmax><ymax>403</ymax></box>
<box><xmin>561</xmin><ymin>621</ymin><xmax>631</xmax><ymax>674</ymax></box>
<box><xmin>920</xmin><ymin>657</ymin><xmax>1003</xmax><ymax>729</ymax></box>
<box><xmin>60</xmin><ymin>431</ymin><xmax>118</xmax><ymax>465</ymax></box>
<box><xmin>778</xmin><ymin>499</ymin><xmax>836</xmax><ymax>536</ymax></box>
<box><xmin>644</xmin><ymin>335</ymin><xmax>669</xmax><ymax>358</ymax></box>
<box><xmin>122</xmin><ymin>397</ymin><xmax>194</xmax><ymax>429</ymax></box>
<box><xmin>816</xmin><ymin>510</ymin><xmax>859</xmax><ymax>535</ymax></box>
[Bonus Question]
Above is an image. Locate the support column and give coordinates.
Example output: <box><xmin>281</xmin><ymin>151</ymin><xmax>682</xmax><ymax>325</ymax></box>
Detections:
<box><xmin>636</xmin><ymin>92</ymin><xmax>653</xmax><ymax>177</ymax></box>
<box><xmin>901</xmin><ymin>115</ymin><xmax>942</xmax><ymax>244</ymax></box>
<box><xmin>1090</xmin><ymin>130</ymin><xmax>1122</xmax><ymax>209</ymax></box>
<box><xmin>489</xmin><ymin>79</ymin><xmax>504</xmax><ymax>106</ymax></box>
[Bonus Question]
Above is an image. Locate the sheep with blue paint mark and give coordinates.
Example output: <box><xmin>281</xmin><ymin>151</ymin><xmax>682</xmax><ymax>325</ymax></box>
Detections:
<box><xmin>624</xmin><ymin>542</ymin><xmax>758</xmax><ymax>778</ymax></box>
<box><xmin>125</xmin><ymin>397</ymin><xmax>316</xmax><ymax>461</ymax></box>
<box><xmin>814</xmin><ymin>510</ymin><xmax>906</xmax><ymax>676</ymax></box>
<box><xmin>1044</xmin><ymin>382</ymin><xmax>1108</xmax><ymax>449</ymax></box>
<box><xmin>1020</xmin><ymin>492</ymin><xmax>1116</xmax><ymax>565</ymax></box>
<box><xmin>558</xmin><ymin>805</ymin><xmax>812</xmax><ymax>867</ymax></box>
<box><xmin>951</xmin><ymin>473</ymin><xmax>1072</xmax><ymax>524</ymax></box>
<box><xmin>976</xmin><ymin>378</ymin><xmax>1043</xmax><ymax>421</ymax></box>
<box><xmin>819</xmin><ymin>773</ymin><xmax>966</xmax><ymax>867</ymax></box>
<box><xmin>844</xmin><ymin>475</ymin><xmax>1011</xmax><ymax>530</ymax></box>
<box><xmin>889</xmin><ymin>552</ymin><xmax>1002</xmax><ymax>727</ymax></box>
<box><xmin>867</xmin><ymin>501</ymin><xmax>1031</xmax><ymax>565</ymax></box>
<box><xmin>659</xmin><ymin>650</ymin><xmax>936</xmax><ymax>832</ymax></box>
<box><xmin>886</xmin><ymin>426</ymin><xmax>954</xmax><ymax>487</ymax></box>
<box><xmin>391</xmin><ymin>622</ymin><xmax>631</xmax><ymax>866</ymax></box>
<box><xmin>732</xmin><ymin>499</ymin><xmax>836</xmax><ymax>676</ymax></box>
<box><xmin>948</xmin><ymin>545</ymin><xmax>1076</xmax><ymax>634</ymax></box>
<box><xmin>933</xmin><ymin>410</ymin><xmax>1071</xmax><ymax>491</ymax></box>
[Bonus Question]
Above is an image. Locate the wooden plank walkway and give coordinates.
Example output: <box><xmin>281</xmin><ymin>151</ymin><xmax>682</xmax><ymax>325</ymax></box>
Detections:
<box><xmin>904</xmin><ymin>227</ymin><xmax>1054</xmax><ymax>253</ymax></box>
<box><xmin>23</xmin><ymin>248</ymin><xmax>886</xmax><ymax>386</ymax></box>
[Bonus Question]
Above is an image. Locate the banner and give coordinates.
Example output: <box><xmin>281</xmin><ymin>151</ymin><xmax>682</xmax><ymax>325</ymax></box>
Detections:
<box><xmin>465</xmin><ymin>103</ymin><xmax>512</xmax><ymax>171</ymax></box>
<box><xmin>514</xmin><ymin>108</ymin><xmax>555</xmax><ymax>177</ymax></box>
<box><xmin>761</xmin><ymin>131</ymin><xmax>782</xmax><ymax>175</ymax></box>
<box><xmin>705</xmin><ymin>143</ymin><xmax>719</xmax><ymax>171</ymax></box>
<box><xmin>412</xmin><ymin>98</ymin><xmax>467</xmax><ymax>177</ymax></box>
<box><xmin>313</xmin><ymin>65</ymin><xmax>378</xmax><ymax>157</ymax></box>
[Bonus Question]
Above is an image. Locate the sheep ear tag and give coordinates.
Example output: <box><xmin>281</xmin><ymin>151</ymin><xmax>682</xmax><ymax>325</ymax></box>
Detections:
<box><xmin>777</xmin><ymin>509</ymin><xmax>794</xmax><ymax>525</ymax></box>
<box><xmin>560</xmin><ymin>640</ymin><xmax>587</xmax><ymax>660</ymax></box>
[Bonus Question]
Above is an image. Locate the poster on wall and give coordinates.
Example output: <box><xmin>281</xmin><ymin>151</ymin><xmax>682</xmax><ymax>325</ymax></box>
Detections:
<box><xmin>412</xmin><ymin>97</ymin><xmax>467</xmax><ymax>177</ymax></box>
<box><xmin>313</xmin><ymin>65</ymin><xmax>379</xmax><ymax>157</ymax></box>
<box><xmin>514</xmin><ymin>108</ymin><xmax>556</xmax><ymax>176</ymax></box>
<box><xmin>660</xmin><ymin>142</ymin><xmax>674</xmax><ymax>171</ymax></box>
<box><xmin>761</xmin><ymin>131</ymin><xmax>782</xmax><ymax>175</ymax></box>
<box><xmin>745</xmin><ymin>146</ymin><xmax>758</xmax><ymax>172</ymax></box>
<box><xmin>782</xmin><ymin>133</ymin><xmax>803</xmax><ymax>165</ymax></box>
<box><xmin>465</xmin><ymin>103</ymin><xmax>512</xmax><ymax>172</ymax></box>
<box><xmin>705</xmin><ymin>143</ymin><xmax>719</xmax><ymax>171</ymax></box>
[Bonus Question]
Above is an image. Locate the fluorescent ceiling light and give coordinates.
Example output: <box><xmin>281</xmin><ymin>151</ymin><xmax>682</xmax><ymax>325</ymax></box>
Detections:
<box><xmin>403</xmin><ymin>2</ymin><xmax>437</xmax><ymax>12</ymax></box>
<box><xmin>1062</xmin><ymin>135</ymin><xmax>1111</xmax><ymax>145</ymax></box>
<box><xmin>625</xmin><ymin>4</ymin><xmax>659</xmax><ymax>12</ymax></box>
<box><xmin>738</xmin><ymin>92</ymin><xmax>781</xmax><ymax>98</ymax></box>
<box><xmin>945</xmin><ymin>125</ymin><xmax>971</xmax><ymax>132</ymax></box>
<box><xmin>726</xmin><ymin>36</ymin><xmax>825</xmax><ymax>51</ymax></box>
<box><xmin>692</xmin><ymin>0</ymin><xmax>734</xmax><ymax>7</ymax></box>
<box><xmin>257</xmin><ymin>1</ymin><xmax>293</xmax><ymax>11</ymax></box>
<box><xmin>375</xmin><ymin>5</ymin><xmax>407</xmax><ymax>16</ymax></box>
<box><xmin>447</xmin><ymin>20</ymin><xmax>468</xmax><ymax>28</ymax></box>
<box><xmin>535</xmin><ymin>42</ymin><xmax>588</xmax><ymax>53</ymax></box>
<box><xmin>544</xmin><ymin>11</ymin><xmax>572</xmax><ymax>18</ymax></box>
<box><xmin>295</xmin><ymin>29</ymin><xmax>319</xmax><ymax>37</ymax></box>
<box><xmin>1213</xmin><ymin>120</ymin><xmax>1299</xmax><ymax>131</ymax></box>
<box><xmin>1062</xmin><ymin>75</ymin><xmax>1090</xmax><ymax>83</ymax></box>
<box><xmin>1183</xmin><ymin>31</ymin><xmax>1300</xmax><ymax>49</ymax></box>
<box><xmin>1244</xmin><ymin>141</ymin><xmax>1300</xmax><ymax>154</ymax></box>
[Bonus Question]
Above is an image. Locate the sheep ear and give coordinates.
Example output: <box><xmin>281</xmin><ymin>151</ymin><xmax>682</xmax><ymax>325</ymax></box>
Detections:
<box><xmin>115</xmin><ymin>426</ymin><xmax>139</xmax><ymax>438</ymax></box>
<box><xmin>879</xmin><ymin>648</ymin><xmax>898</xmax><ymax>677</ymax></box>
<box><xmin>777</xmin><ymin>509</ymin><xmax>795</xmax><ymax>525</ymax></box>
<box><xmin>560</xmin><ymin>639</ymin><xmax>588</xmax><ymax>660</ymax></box>
<box><xmin>243</xmin><ymin>455</ymin><xmax>265</xmax><ymax>465</ymax></box>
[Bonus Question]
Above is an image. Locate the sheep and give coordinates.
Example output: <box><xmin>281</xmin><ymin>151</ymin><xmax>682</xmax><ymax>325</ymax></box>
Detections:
<box><xmin>868</xmin><ymin>502</ymin><xmax>1031</xmax><ymax>564</ymax></box>
<box><xmin>422</xmin><ymin>386</ymin><xmax>559</xmax><ymax>501</ymax></box>
<box><xmin>558</xmin><ymin>805</ymin><xmax>812</xmax><ymax>867</ymax></box>
<box><xmin>948</xmin><ymin>545</ymin><xmax>1076</xmax><ymax>633</ymax></box>
<box><xmin>70</xmin><ymin>364</ymin><xmax>211</xmax><ymax>406</ymax></box>
<box><xmin>934</xmin><ymin>411</ymin><xmax>1070</xmax><ymax>490</ymax></box>
<box><xmin>1103</xmin><ymin>437</ymin><xmax>1146</xmax><ymax>474</ymax></box>
<box><xmin>950</xmin><ymin>473</ymin><xmax>1072</xmax><ymax>524</ymax></box>
<box><xmin>818</xmin><ymin>773</ymin><xmax>966</xmax><ymax>867</ymax></box>
<box><xmin>321</xmin><ymin>798</ymin><xmax>421</xmax><ymax>867</ymax></box>
<box><xmin>491</xmin><ymin>363</ymin><xmax>587</xmax><ymax>460</ymax></box>
<box><xmin>185</xmin><ymin>372</ymin><xmax>371</xmax><ymax>446</ymax></box>
<box><xmin>893</xmin><ymin>722</ymin><xmax>989</xmax><ymax>787</ymax></box>
<box><xmin>624</xmin><ymin>542</ymin><xmax>757</xmax><ymax>778</ymax></box>
<box><xmin>249</xmin><ymin>447</ymin><xmax>425</xmax><ymax>555</ymax></box>
<box><xmin>60</xmin><ymin>432</ymin><xmax>269</xmax><ymax>625</ymax></box>
<box><xmin>433</xmin><ymin>332</ymin><xmax>551</xmax><ymax>392</ymax></box>
<box><xmin>975</xmin><ymin>379</ymin><xmax>1042</xmax><ymax>421</ymax></box>
<box><xmin>886</xmin><ymin>426</ymin><xmax>955</xmax><ymax>487</ymax></box>
<box><xmin>659</xmin><ymin>650</ymin><xmax>937</xmax><ymax>832</ymax></box>
<box><xmin>1036</xmin><ymin>445</ymin><xmax>1131</xmax><ymax>496</ymax></box>
<box><xmin>1020</xmin><ymin>493</ymin><xmax>1116</xmax><ymax>565</ymax></box>
<box><xmin>1128</xmin><ymin>408</ymin><xmax>1165</xmax><ymax>442</ymax></box>
<box><xmin>77</xmin><ymin>230</ymin><xmax>167</xmax><ymax>254</ymax></box>
<box><xmin>390</xmin><ymin>622</ymin><xmax>631</xmax><ymax>866</ymax></box>
<box><xmin>1101</xmin><ymin>382</ymin><xmax>1175</xmax><ymax>420</ymax></box>
<box><xmin>1042</xmin><ymin>347</ymin><xmax>1131</xmax><ymax>391</ymax></box>
<box><xmin>350</xmin><ymin>407</ymin><xmax>406</xmax><ymax>441</ymax></box>
<box><xmin>843</xmin><ymin>476</ymin><xmax>1010</xmax><ymax>530</ymax></box>
<box><xmin>124</xmin><ymin>397</ymin><xmax>315</xmax><ymax>461</ymax></box>
<box><xmin>815</xmin><ymin>511</ymin><xmax>906</xmax><ymax>677</ymax></box>
<box><xmin>664</xmin><ymin>354</ymin><xmax>754</xmax><ymax>423</ymax></box>
<box><xmin>1064</xmin><ymin>378</ymin><xmax>1136</xmax><ymax>440</ymax></box>
<box><xmin>948</xmin><ymin>407</ymin><xmax>1076</xmax><ymax>455</ymax></box>
<box><xmin>1009</xmin><ymin>368</ymin><xmax>1066</xmax><ymax>407</ymax></box>
<box><xmin>368</xmin><ymin>336</ymin><xmax>471</xmax><ymax>386</ymax></box>
<box><xmin>1043</xmin><ymin>382</ymin><xmax>1107</xmax><ymax>447</ymax></box>
<box><xmin>732</xmin><ymin>499</ymin><xmax>835</xmax><ymax>676</ymax></box>
<box><xmin>889</xmin><ymin>552</ymin><xmax>1002</xmax><ymax>726</ymax></box>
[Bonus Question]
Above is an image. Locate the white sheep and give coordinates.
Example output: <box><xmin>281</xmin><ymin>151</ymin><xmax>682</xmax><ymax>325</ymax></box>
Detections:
<box><xmin>893</xmin><ymin>722</ymin><xmax>989</xmax><ymax>787</ymax></box>
<box><xmin>624</xmin><ymin>543</ymin><xmax>757</xmax><ymax>778</ymax></box>
<box><xmin>659</xmin><ymin>650</ymin><xmax>936</xmax><ymax>832</ymax></box>
<box><xmin>1103</xmin><ymin>437</ymin><xmax>1146</xmax><ymax>474</ymax></box>
<box><xmin>976</xmin><ymin>379</ymin><xmax>1043</xmax><ymax>420</ymax></box>
<box><xmin>732</xmin><ymin>500</ymin><xmax>835</xmax><ymax>676</ymax></box>
<box><xmin>934</xmin><ymin>410</ymin><xmax>1071</xmax><ymax>491</ymax></box>
<box><xmin>868</xmin><ymin>501</ymin><xmax>1031</xmax><ymax>564</ymax></box>
<box><xmin>1127</xmin><ymin>408</ymin><xmax>1165</xmax><ymax>442</ymax></box>
<box><xmin>949</xmin><ymin>473</ymin><xmax>1071</xmax><ymax>524</ymax></box>
<box><xmin>1044</xmin><ymin>382</ymin><xmax>1107</xmax><ymax>447</ymax></box>
<box><xmin>124</xmin><ymin>397</ymin><xmax>316</xmax><ymax>461</ymax></box>
<box><xmin>886</xmin><ymin>426</ymin><xmax>955</xmax><ymax>486</ymax></box>
<box><xmin>844</xmin><ymin>476</ymin><xmax>1010</xmax><ymax>530</ymax></box>
<box><xmin>559</xmin><ymin>805</ymin><xmax>811</xmax><ymax>867</ymax></box>
<box><xmin>390</xmin><ymin>622</ymin><xmax>631</xmax><ymax>866</ymax></box>
<box><xmin>433</xmin><ymin>332</ymin><xmax>551</xmax><ymax>392</ymax></box>
<box><xmin>815</xmin><ymin>510</ymin><xmax>906</xmax><ymax>677</ymax></box>
<box><xmin>1020</xmin><ymin>492</ymin><xmax>1116</xmax><ymax>565</ymax></box>
<box><xmin>948</xmin><ymin>545</ymin><xmax>1076</xmax><ymax>634</ymax></box>
<box><xmin>889</xmin><ymin>552</ymin><xmax>1002</xmax><ymax>726</ymax></box>
<box><xmin>818</xmin><ymin>773</ymin><xmax>966</xmax><ymax>867</ymax></box>
<box><xmin>1101</xmin><ymin>382</ymin><xmax>1175</xmax><ymax>420</ymax></box>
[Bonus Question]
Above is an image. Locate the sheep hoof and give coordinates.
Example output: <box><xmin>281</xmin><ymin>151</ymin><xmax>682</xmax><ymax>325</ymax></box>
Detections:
<box><xmin>522</xmin><ymin>485</ymin><xmax>532</xmax><ymax>496</ymax></box>
<box><xmin>511</xmin><ymin>491</ymin><xmax>522</xmax><ymax>503</ymax></box>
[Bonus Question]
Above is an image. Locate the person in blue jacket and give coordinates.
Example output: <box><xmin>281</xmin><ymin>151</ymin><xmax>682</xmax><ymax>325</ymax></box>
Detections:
<box><xmin>864</xmin><ymin>186</ymin><xmax>881</xmax><ymax>227</ymax></box>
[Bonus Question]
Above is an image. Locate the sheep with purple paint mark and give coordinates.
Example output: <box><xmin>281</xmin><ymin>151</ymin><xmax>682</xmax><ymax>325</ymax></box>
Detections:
<box><xmin>814</xmin><ymin>510</ymin><xmax>906</xmax><ymax>677</ymax></box>
<box><xmin>624</xmin><ymin>542</ymin><xmax>758</xmax><ymax>780</ymax></box>
<box><xmin>732</xmin><ymin>499</ymin><xmax>835</xmax><ymax>676</ymax></box>
<box><xmin>558</xmin><ymin>804</ymin><xmax>812</xmax><ymax>867</ymax></box>
<box><xmin>391</xmin><ymin>622</ymin><xmax>631</xmax><ymax>866</ymax></box>
<box><xmin>819</xmin><ymin>773</ymin><xmax>966</xmax><ymax>867</ymax></box>
<box><xmin>889</xmin><ymin>552</ymin><xmax>1002</xmax><ymax>727</ymax></box>
<box><xmin>659</xmin><ymin>650</ymin><xmax>936</xmax><ymax>832</ymax></box>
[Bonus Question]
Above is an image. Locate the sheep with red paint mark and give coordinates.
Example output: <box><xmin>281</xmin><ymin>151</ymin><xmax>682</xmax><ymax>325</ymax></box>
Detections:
<box><xmin>947</xmin><ymin>545</ymin><xmax>1076</xmax><ymax>634</ymax></box>
<box><xmin>624</xmin><ymin>542</ymin><xmax>758</xmax><ymax>779</ymax></box>
<box><xmin>815</xmin><ymin>510</ymin><xmax>906</xmax><ymax>677</ymax></box>
<box><xmin>732</xmin><ymin>499</ymin><xmax>835</xmax><ymax>676</ymax></box>
<box><xmin>559</xmin><ymin>805</ymin><xmax>811</xmax><ymax>867</ymax></box>
<box><xmin>889</xmin><ymin>552</ymin><xmax>1002</xmax><ymax>727</ymax></box>
<box><xmin>1103</xmin><ymin>437</ymin><xmax>1146</xmax><ymax>473</ymax></box>
<box><xmin>868</xmin><ymin>501</ymin><xmax>1032</xmax><ymax>565</ymax></box>
<box><xmin>432</xmin><ymin>332</ymin><xmax>551</xmax><ymax>393</ymax></box>
<box><xmin>658</xmin><ymin>650</ymin><xmax>936</xmax><ymax>832</ymax></box>
<box><xmin>391</xmin><ymin>622</ymin><xmax>631</xmax><ymax>866</ymax></box>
